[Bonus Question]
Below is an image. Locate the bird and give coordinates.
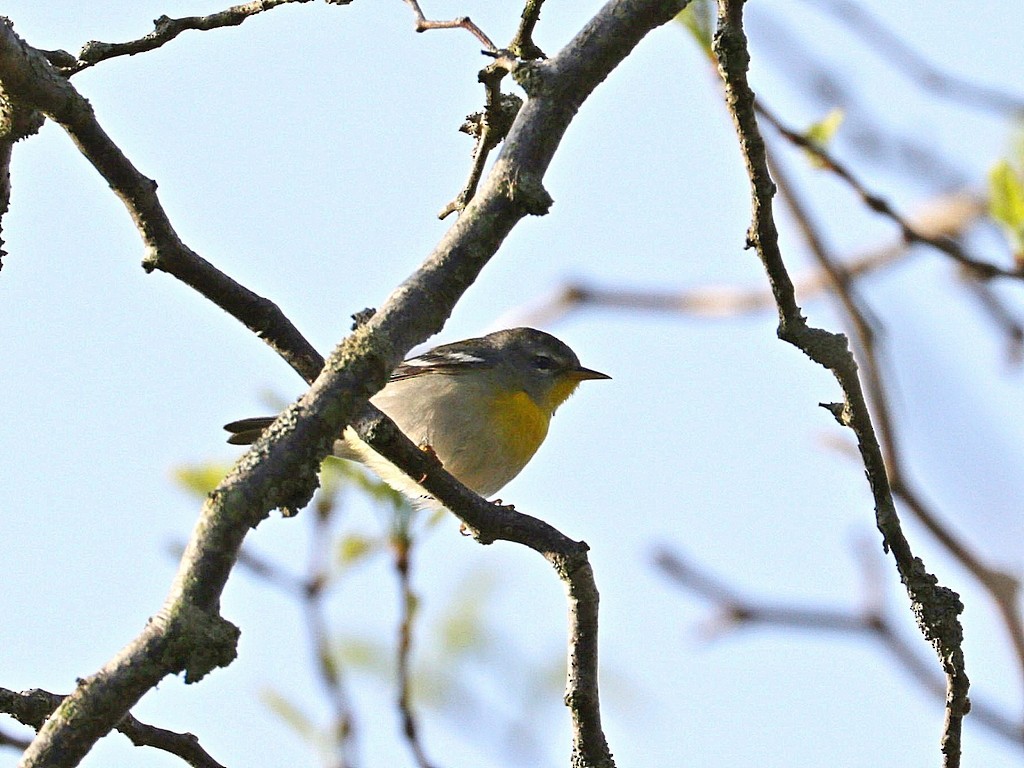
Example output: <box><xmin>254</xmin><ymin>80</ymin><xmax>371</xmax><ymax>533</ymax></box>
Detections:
<box><xmin>224</xmin><ymin>327</ymin><xmax>609</xmax><ymax>505</ymax></box>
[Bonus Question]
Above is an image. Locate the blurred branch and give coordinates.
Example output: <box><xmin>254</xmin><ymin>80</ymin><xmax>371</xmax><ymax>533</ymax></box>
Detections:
<box><xmin>747</xmin><ymin>10</ymin><xmax>967</xmax><ymax>190</ymax></box>
<box><xmin>503</xmin><ymin>242</ymin><xmax>907</xmax><ymax>323</ymax></box>
<box><xmin>391</xmin><ymin>521</ymin><xmax>437</xmax><ymax>768</ymax></box>
<box><xmin>653</xmin><ymin>547</ymin><xmax>1024</xmax><ymax>746</ymax></box>
<box><xmin>52</xmin><ymin>0</ymin><xmax>325</xmax><ymax>76</ymax></box>
<box><xmin>756</xmin><ymin>101</ymin><xmax>1020</xmax><ymax>279</ymax></box>
<box><xmin>713</xmin><ymin>3</ymin><xmax>969</xmax><ymax>767</ymax></box>
<box><xmin>494</xmin><ymin>191</ymin><xmax>984</xmax><ymax>327</ymax></box>
<box><xmin>959</xmin><ymin>277</ymin><xmax>1024</xmax><ymax>363</ymax></box>
<box><xmin>402</xmin><ymin>0</ymin><xmax>497</xmax><ymax>52</ymax></box>
<box><xmin>225</xmin><ymin>488</ymin><xmax>360</xmax><ymax>767</ymax></box>
<box><xmin>0</xmin><ymin>727</ymin><xmax>31</xmax><ymax>752</ymax></box>
<box><xmin>0</xmin><ymin>687</ymin><xmax>226</xmax><ymax>768</ymax></box>
<box><xmin>303</xmin><ymin>497</ymin><xmax>359</xmax><ymax>768</ymax></box>
<box><xmin>806</xmin><ymin>0</ymin><xmax>1024</xmax><ymax>117</ymax></box>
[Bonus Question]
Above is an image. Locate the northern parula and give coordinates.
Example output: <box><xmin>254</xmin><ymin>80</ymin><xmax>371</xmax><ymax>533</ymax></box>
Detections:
<box><xmin>225</xmin><ymin>327</ymin><xmax>610</xmax><ymax>503</ymax></box>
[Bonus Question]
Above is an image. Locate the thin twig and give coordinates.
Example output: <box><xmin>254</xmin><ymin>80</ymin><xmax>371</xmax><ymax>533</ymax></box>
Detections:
<box><xmin>713</xmin><ymin>2</ymin><xmax>969</xmax><ymax>765</ymax></box>
<box><xmin>958</xmin><ymin>276</ymin><xmax>1024</xmax><ymax>363</ymax></box>
<box><xmin>402</xmin><ymin>0</ymin><xmax>497</xmax><ymax>52</ymax></box>
<box><xmin>510</xmin><ymin>0</ymin><xmax>548</xmax><ymax>60</ymax></box>
<box><xmin>391</xmin><ymin>521</ymin><xmax>437</xmax><ymax>768</ymax></box>
<box><xmin>59</xmin><ymin>0</ymin><xmax>322</xmax><ymax>75</ymax></box>
<box><xmin>439</xmin><ymin>67</ymin><xmax>522</xmax><ymax>219</ymax></box>
<box><xmin>437</xmin><ymin>0</ymin><xmax>545</xmax><ymax>219</ymax></box>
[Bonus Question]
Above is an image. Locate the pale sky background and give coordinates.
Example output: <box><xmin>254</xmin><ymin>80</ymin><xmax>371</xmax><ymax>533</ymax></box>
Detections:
<box><xmin>2</xmin><ymin>2</ymin><xmax>1023</xmax><ymax>767</ymax></box>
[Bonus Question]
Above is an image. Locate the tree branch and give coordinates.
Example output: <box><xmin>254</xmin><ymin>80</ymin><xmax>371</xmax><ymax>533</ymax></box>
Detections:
<box><xmin>0</xmin><ymin>20</ymin><xmax>325</xmax><ymax>383</ymax></box>
<box><xmin>2</xmin><ymin>2</ymin><xmax>687</xmax><ymax>766</ymax></box>
<box><xmin>0</xmin><ymin>687</ymin><xmax>225</xmax><ymax>768</ymax></box>
<box><xmin>654</xmin><ymin>547</ymin><xmax>1023</xmax><ymax>747</ymax></box>
<box><xmin>510</xmin><ymin>0</ymin><xmax>548</xmax><ymax>60</ymax></box>
<box><xmin>391</xmin><ymin>521</ymin><xmax>436</xmax><ymax>768</ymax></box>
<box><xmin>438</xmin><ymin>64</ymin><xmax>523</xmax><ymax>220</ymax></box>
<box><xmin>0</xmin><ymin>30</ymin><xmax>45</xmax><ymax>271</ymax></box>
<box><xmin>0</xmin><ymin>728</ymin><xmax>31</xmax><ymax>752</ymax></box>
<box><xmin>402</xmin><ymin>0</ymin><xmax>497</xmax><ymax>52</ymax></box>
<box><xmin>490</xmin><ymin>191</ymin><xmax>984</xmax><ymax>326</ymax></box>
<box><xmin>58</xmin><ymin>0</ymin><xmax>325</xmax><ymax>75</ymax></box>
<box><xmin>712</xmin><ymin>2</ymin><xmax>970</xmax><ymax>766</ymax></box>
<box><xmin>756</xmin><ymin>101</ymin><xmax>1019</xmax><ymax>279</ymax></box>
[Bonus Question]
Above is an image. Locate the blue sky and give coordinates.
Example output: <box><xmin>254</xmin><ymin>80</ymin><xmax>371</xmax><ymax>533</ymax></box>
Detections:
<box><xmin>2</xmin><ymin>2</ymin><xmax>1022</xmax><ymax>766</ymax></box>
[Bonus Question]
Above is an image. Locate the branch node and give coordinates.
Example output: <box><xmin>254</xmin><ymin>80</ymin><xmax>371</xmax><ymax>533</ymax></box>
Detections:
<box><xmin>163</xmin><ymin>605</ymin><xmax>240</xmax><ymax>684</ymax></box>
<box><xmin>351</xmin><ymin>307</ymin><xmax>376</xmax><ymax>329</ymax></box>
<box><xmin>820</xmin><ymin>401</ymin><xmax>852</xmax><ymax>427</ymax></box>
<box><xmin>503</xmin><ymin>170</ymin><xmax>553</xmax><ymax>215</ymax></box>
<box><xmin>511</xmin><ymin>59</ymin><xmax>548</xmax><ymax>97</ymax></box>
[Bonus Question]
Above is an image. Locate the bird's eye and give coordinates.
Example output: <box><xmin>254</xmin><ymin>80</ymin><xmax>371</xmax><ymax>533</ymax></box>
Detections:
<box><xmin>532</xmin><ymin>354</ymin><xmax>555</xmax><ymax>371</ymax></box>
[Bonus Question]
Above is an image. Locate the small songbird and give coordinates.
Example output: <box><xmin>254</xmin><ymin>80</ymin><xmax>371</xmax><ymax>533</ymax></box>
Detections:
<box><xmin>225</xmin><ymin>327</ymin><xmax>610</xmax><ymax>504</ymax></box>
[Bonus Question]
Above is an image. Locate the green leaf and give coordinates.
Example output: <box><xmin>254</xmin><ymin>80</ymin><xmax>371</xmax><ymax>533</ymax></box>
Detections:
<box><xmin>171</xmin><ymin>463</ymin><xmax>232</xmax><ymax>498</ymax></box>
<box><xmin>988</xmin><ymin>159</ymin><xmax>1024</xmax><ymax>259</ymax></box>
<box><xmin>323</xmin><ymin>456</ymin><xmax>408</xmax><ymax>512</ymax></box>
<box><xmin>437</xmin><ymin>570</ymin><xmax>497</xmax><ymax>656</ymax></box>
<box><xmin>804</xmin><ymin>108</ymin><xmax>844</xmax><ymax>147</ymax></box>
<box><xmin>260</xmin><ymin>688</ymin><xmax>319</xmax><ymax>741</ymax></box>
<box><xmin>675</xmin><ymin>0</ymin><xmax>715</xmax><ymax>59</ymax></box>
<box><xmin>336</xmin><ymin>533</ymin><xmax>379</xmax><ymax>568</ymax></box>
<box><xmin>989</xmin><ymin>160</ymin><xmax>1024</xmax><ymax>227</ymax></box>
<box><xmin>335</xmin><ymin>636</ymin><xmax>388</xmax><ymax>673</ymax></box>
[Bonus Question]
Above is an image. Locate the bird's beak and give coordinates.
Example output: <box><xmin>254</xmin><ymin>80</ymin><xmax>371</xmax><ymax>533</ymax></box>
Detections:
<box><xmin>570</xmin><ymin>366</ymin><xmax>611</xmax><ymax>381</ymax></box>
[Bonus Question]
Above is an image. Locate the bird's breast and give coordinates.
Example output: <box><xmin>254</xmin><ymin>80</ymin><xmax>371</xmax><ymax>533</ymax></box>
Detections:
<box><xmin>487</xmin><ymin>390</ymin><xmax>551</xmax><ymax>469</ymax></box>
